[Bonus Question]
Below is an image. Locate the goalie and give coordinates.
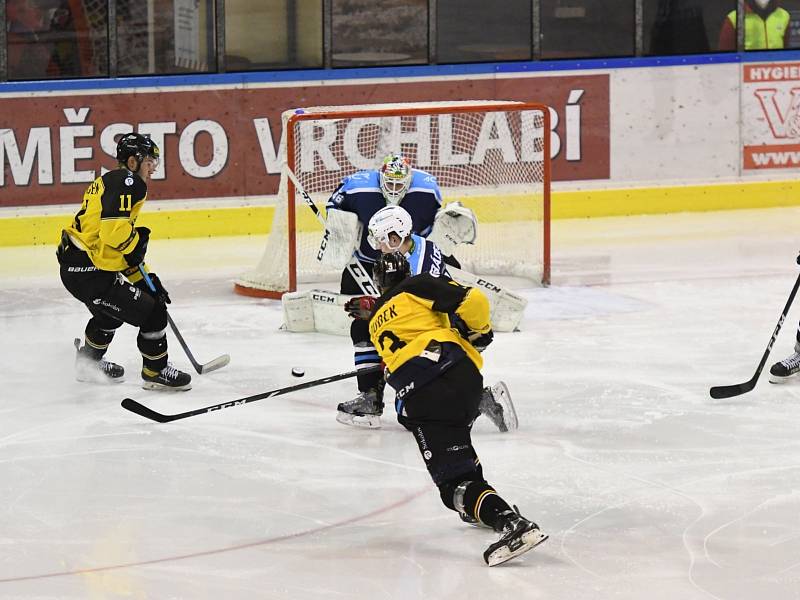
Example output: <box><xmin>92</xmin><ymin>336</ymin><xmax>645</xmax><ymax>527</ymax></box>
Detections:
<box><xmin>316</xmin><ymin>153</ymin><xmax>479</xmax><ymax>426</ymax></box>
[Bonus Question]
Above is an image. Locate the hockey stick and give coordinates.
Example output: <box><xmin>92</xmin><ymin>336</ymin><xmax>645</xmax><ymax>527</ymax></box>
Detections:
<box><xmin>285</xmin><ymin>167</ymin><xmax>379</xmax><ymax>296</ymax></box>
<box><xmin>709</xmin><ymin>270</ymin><xmax>800</xmax><ymax>399</ymax></box>
<box><xmin>139</xmin><ymin>266</ymin><xmax>231</xmax><ymax>374</ymax></box>
<box><xmin>121</xmin><ymin>364</ymin><xmax>382</xmax><ymax>423</ymax></box>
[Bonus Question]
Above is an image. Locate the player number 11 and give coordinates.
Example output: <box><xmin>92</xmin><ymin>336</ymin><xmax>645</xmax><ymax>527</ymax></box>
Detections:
<box><xmin>119</xmin><ymin>194</ymin><xmax>132</xmax><ymax>211</ymax></box>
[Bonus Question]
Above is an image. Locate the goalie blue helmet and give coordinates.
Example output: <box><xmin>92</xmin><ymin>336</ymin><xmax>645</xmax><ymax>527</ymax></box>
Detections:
<box><xmin>374</xmin><ymin>251</ymin><xmax>411</xmax><ymax>292</ymax></box>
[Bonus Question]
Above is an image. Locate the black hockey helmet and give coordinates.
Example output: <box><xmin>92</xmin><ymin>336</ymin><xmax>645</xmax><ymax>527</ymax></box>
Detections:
<box><xmin>374</xmin><ymin>251</ymin><xmax>410</xmax><ymax>292</ymax></box>
<box><xmin>116</xmin><ymin>133</ymin><xmax>159</xmax><ymax>167</ymax></box>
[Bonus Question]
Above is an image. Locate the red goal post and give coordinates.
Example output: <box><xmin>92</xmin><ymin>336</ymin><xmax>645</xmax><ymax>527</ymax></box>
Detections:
<box><xmin>235</xmin><ymin>101</ymin><xmax>551</xmax><ymax>299</ymax></box>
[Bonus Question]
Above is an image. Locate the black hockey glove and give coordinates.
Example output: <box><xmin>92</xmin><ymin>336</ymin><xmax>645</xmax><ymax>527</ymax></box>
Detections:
<box><xmin>124</xmin><ymin>226</ymin><xmax>151</xmax><ymax>267</ymax></box>
<box><xmin>345</xmin><ymin>295</ymin><xmax>377</xmax><ymax>320</ymax></box>
<box><xmin>468</xmin><ymin>329</ymin><xmax>494</xmax><ymax>352</ymax></box>
<box><xmin>136</xmin><ymin>272</ymin><xmax>171</xmax><ymax>305</ymax></box>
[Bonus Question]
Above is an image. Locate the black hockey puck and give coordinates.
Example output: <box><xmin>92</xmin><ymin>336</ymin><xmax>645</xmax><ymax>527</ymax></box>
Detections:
<box><xmin>291</xmin><ymin>367</ymin><xmax>305</xmax><ymax>378</ymax></box>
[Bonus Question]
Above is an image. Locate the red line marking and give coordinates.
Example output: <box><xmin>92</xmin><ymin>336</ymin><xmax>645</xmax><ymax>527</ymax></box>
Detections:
<box><xmin>0</xmin><ymin>488</ymin><xmax>428</xmax><ymax>583</ymax></box>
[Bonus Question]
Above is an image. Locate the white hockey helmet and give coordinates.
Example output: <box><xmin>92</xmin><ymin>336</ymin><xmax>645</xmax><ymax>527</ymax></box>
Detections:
<box><xmin>367</xmin><ymin>205</ymin><xmax>413</xmax><ymax>251</ymax></box>
<box><xmin>379</xmin><ymin>153</ymin><xmax>412</xmax><ymax>204</ymax></box>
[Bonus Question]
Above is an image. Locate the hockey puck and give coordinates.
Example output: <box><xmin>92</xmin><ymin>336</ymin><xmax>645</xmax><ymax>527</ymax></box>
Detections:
<box><xmin>291</xmin><ymin>367</ymin><xmax>305</xmax><ymax>378</ymax></box>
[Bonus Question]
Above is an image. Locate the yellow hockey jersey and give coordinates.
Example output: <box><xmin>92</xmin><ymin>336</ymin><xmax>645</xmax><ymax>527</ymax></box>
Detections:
<box><xmin>368</xmin><ymin>273</ymin><xmax>492</xmax><ymax>375</ymax></box>
<box><xmin>63</xmin><ymin>168</ymin><xmax>148</xmax><ymax>273</ymax></box>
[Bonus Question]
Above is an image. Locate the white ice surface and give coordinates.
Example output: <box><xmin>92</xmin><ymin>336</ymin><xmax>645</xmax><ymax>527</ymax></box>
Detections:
<box><xmin>2</xmin><ymin>208</ymin><xmax>800</xmax><ymax>599</ymax></box>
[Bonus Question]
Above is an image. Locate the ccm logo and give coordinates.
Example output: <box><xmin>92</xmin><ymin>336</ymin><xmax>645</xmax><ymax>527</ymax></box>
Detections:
<box><xmin>312</xmin><ymin>293</ymin><xmax>336</xmax><ymax>303</ymax></box>
<box><xmin>207</xmin><ymin>400</ymin><xmax>246</xmax><ymax>412</ymax></box>
<box><xmin>476</xmin><ymin>279</ymin><xmax>501</xmax><ymax>293</ymax></box>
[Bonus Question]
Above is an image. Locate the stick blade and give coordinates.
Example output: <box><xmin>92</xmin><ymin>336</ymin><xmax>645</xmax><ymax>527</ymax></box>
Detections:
<box><xmin>199</xmin><ymin>354</ymin><xmax>231</xmax><ymax>374</ymax></box>
<box><xmin>709</xmin><ymin>381</ymin><xmax>755</xmax><ymax>399</ymax></box>
<box><xmin>121</xmin><ymin>398</ymin><xmax>173</xmax><ymax>423</ymax></box>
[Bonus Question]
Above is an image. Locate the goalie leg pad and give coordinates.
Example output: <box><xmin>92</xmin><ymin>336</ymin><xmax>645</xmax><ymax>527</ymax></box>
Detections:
<box><xmin>281</xmin><ymin>289</ymin><xmax>355</xmax><ymax>336</ymax></box>
<box><xmin>449</xmin><ymin>266</ymin><xmax>528</xmax><ymax>332</ymax></box>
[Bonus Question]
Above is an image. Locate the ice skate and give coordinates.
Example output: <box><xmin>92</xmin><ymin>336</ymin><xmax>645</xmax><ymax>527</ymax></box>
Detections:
<box><xmin>142</xmin><ymin>363</ymin><xmax>192</xmax><ymax>391</ymax></box>
<box><xmin>484</xmin><ymin>507</ymin><xmax>548</xmax><ymax>567</ymax></box>
<box><xmin>74</xmin><ymin>338</ymin><xmax>124</xmax><ymax>384</ymax></box>
<box><xmin>769</xmin><ymin>342</ymin><xmax>800</xmax><ymax>383</ymax></box>
<box><xmin>479</xmin><ymin>382</ymin><xmax>518</xmax><ymax>432</ymax></box>
<box><xmin>336</xmin><ymin>388</ymin><xmax>384</xmax><ymax>428</ymax></box>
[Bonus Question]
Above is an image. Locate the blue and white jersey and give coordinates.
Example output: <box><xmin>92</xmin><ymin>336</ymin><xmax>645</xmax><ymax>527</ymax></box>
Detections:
<box><xmin>325</xmin><ymin>169</ymin><xmax>442</xmax><ymax>264</ymax></box>
<box><xmin>404</xmin><ymin>234</ymin><xmax>450</xmax><ymax>278</ymax></box>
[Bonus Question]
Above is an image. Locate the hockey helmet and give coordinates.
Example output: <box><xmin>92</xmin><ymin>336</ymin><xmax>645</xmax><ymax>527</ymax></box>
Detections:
<box><xmin>116</xmin><ymin>133</ymin><xmax>160</xmax><ymax>168</ymax></box>
<box><xmin>374</xmin><ymin>251</ymin><xmax>411</xmax><ymax>293</ymax></box>
<box><xmin>379</xmin><ymin>153</ymin><xmax>412</xmax><ymax>204</ymax></box>
<box><xmin>367</xmin><ymin>205</ymin><xmax>413</xmax><ymax>251</ymax></box>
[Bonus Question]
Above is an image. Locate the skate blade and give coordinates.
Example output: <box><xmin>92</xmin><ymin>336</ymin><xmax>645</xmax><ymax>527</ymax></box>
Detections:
<box><xmin>485</xmin><ymin>530</ymin><xmax>548</xmax><ymax>567</ymax></box>
<box><xmin>141</xmin><ymin>381</ymin><xmax>192</xmax><ymax>392</ymax></box>
<box><xmin>335</xmin><ymin>411</ymin><xmax>381</xmax><ymax>429</ymax></box>
<box><xmin>493</xmin><ymin>382</ymin><xmax>518</xmax><ymax>431</ymax></box>
<box><xmin>75</xmin><ymin>373</ymin><xmax>125</xmax><ymax>385</ymax></box>
<box><xmin>768</xmin><ymin>373</ymin><xmax>799</xmax><ymax>384</ymax></box>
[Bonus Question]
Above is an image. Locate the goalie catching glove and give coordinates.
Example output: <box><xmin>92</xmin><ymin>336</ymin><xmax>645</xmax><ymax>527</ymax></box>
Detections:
<box><xmin>345</xmin><ymin>295</ymin><xmax>377</xmax><ymax>320</ymax></box>
<box><xmin>427</xmin><ymin>201</ymin><xmax>478</xmax><ymax>256</ymax></box>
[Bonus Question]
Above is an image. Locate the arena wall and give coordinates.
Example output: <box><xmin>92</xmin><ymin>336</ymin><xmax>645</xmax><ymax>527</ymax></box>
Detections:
<box><xmin>1</xmin><ymin>52</ymin><xmax>799</xmax><ymax>246</ymax></box>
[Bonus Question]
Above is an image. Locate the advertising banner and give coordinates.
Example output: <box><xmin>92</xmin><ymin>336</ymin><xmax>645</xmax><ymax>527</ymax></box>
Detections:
<box><xmin>0</xmin><ymin>74</ymin><xmax>609</xmax><ymax>207</ymax></box>
<box><xmin>742</xmin><ymin>62</ymin><xmax>800</xmax><ymax>170</ymax></box>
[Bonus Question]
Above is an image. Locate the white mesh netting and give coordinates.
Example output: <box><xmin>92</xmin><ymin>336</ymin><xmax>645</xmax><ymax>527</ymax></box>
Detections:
<box><xmin>236</xmin><ymin>101</ymin><xmax>549</xmax><ymax>297</ymax></box>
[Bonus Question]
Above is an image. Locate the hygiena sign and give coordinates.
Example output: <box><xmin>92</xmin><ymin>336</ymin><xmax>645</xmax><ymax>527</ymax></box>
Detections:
<box><xmin>742</xmin><ymin>62</ymin><xmax>800</xmax><ymax>170</ymax></box>
<box><xmin>0</xmin><ymin>74</ymin><xmax>609</xmax><ymax>207</ymax></box>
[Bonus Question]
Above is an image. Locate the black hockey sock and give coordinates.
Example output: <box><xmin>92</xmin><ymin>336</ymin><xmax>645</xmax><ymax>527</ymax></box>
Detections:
<box><xmin>83</xmin><ymin>320</ymin><xmax>117</xmax><ymax>359</ymax></box>
<box><xmin>462</xmin><ymin>481</ymin><xmax>513</xmax><ymax>530</ymax></box>
<box><xmin>138</xmin><ymin>331</ymin><xmax>168</xmax><ymax>372</ymax></box>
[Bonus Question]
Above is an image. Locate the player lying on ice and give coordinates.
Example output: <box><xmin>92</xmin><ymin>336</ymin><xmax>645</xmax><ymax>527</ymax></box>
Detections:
<box><xmin>347</xmin><ymin>250</ymin><xmax>547</xmax><ymax>566</ymax></box>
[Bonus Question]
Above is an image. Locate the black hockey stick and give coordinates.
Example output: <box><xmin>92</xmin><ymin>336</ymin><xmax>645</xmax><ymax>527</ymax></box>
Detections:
<box><xmin>710</xmin><ymin>271</ymin><xmax>800</xmax><ymax>399</ymax></box>
<box><xmin>139</xmin><ymin>266</ymin><xmax>231</xmax><ymax>374</ymax></box>
<box><xmin>121</xmin><ymin>365</ymin><xmax>382</xmax><ymax>423</ymax></box>
<box><xmin>285</xmin><ymin>167</ymin><xmax>379</xmax><ymax>296</ymax></box>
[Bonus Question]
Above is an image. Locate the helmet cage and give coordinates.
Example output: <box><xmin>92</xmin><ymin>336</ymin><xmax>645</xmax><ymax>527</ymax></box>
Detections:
<box><xmin>379</xmin><ymin>154</ymin><xmax>412</xmax><ymax>204</ymax></box>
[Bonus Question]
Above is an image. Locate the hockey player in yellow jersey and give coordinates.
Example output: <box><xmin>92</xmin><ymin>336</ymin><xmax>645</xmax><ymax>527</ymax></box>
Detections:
<box><xmin>57</xmin><ymin>133</ymin><xmax>191</xmax><ymax>390</ymax></box>
<box><xmin>350</xmin><ymin>252</ymin><xmax>547</xmax><ymax>566</ymax></box>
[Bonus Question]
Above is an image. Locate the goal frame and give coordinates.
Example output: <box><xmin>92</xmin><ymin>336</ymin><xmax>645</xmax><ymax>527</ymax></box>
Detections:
<box><xmin>235</xmin><ymin>101</ymin><xmax>551</xmax><ymax>299</ymax></box>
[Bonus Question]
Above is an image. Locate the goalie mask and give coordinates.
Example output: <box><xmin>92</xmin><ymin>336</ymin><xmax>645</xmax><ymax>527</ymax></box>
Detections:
<box><xmin>367</xmin><ymin>205</ymin><xmax>413</xmax><ymax>252</ymax></box>
<box><xmin>374</xmin><ymin>251</ymin><xmax>411</xmax><ymax>293</ymax></box>
<box><xmin>379</xmin><ymin>153</ymin><xmax>412</xmax><ymax>204</ymax></box>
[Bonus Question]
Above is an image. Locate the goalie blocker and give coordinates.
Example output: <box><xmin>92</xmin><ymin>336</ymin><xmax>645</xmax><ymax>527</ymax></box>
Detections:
<box><xmin>282</xmin><ymin>267</ymin><xmax>527</xmax><ymax>335</ymax></box>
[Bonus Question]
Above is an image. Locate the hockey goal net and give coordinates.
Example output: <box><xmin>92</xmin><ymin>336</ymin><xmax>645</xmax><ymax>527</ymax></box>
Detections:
<box><xmin>235</xmin><ymin>101</ymin><xmax>551</xmax><ymax>299</ymax></box>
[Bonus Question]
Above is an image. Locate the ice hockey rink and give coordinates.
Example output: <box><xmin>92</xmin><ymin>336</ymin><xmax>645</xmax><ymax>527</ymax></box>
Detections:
<box><xmin>2</xmin><ymin>206</ymin><xmax>800</xmax><ymax>599</ymax></box>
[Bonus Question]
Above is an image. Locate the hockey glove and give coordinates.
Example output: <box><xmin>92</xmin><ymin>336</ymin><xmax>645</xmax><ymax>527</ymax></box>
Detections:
<box><xmin>135</xmin><ymin>272</ymin><xmax>171</xmax><ymax>305</ymax></box>
<box><xmin>124</xmin><ymin>226</ymin><xmax>151</xmax><ymax>267</ymax></box>
<box><xmin>345</xmin><ymin>295</ymin><xmax>377</xmax><ymax>320</ymax></box>
<box><xmin>468</xmin><ymin>329</ymin><xmax>494</xmax><ymax>352</ymax></box>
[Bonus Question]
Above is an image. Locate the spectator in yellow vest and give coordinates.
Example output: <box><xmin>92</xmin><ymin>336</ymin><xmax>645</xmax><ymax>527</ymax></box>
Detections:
<box><xmin>718</xmin><ymin>0</ymin><xmax>790</xmax><ymax>50</ymax></box>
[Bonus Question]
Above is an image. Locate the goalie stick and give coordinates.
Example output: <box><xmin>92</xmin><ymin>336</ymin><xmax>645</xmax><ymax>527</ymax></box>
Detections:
<box><xmin>139</xmin><ymin>266</ymin><xmax>231</xmax><ymax>374</ymax></box>
<box><xmin>121</xmin><ymin>365</ymin><xmax>382</xmax><ymax>423</ymax></box>
<box><xmin>709</xmin><ymin>270</ymin><xmax>800</xmax><ymax>399</ymax></box>
<box><xmin>285</xmin><ymin>167</ymin><xmax>379</xmax><ymax>296</ymax></box>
